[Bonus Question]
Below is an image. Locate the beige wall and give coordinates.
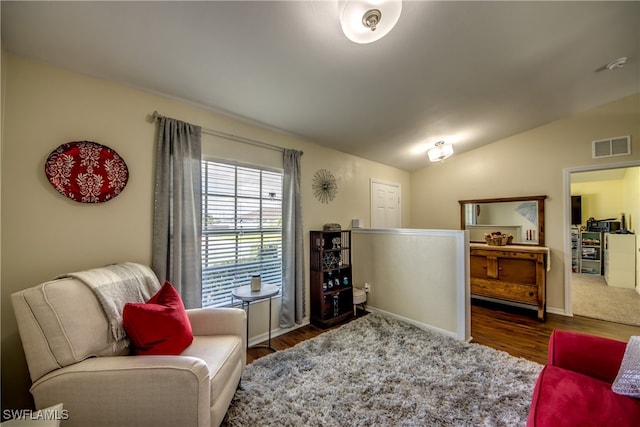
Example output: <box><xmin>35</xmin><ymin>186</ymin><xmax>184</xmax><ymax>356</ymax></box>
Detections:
<box><xmin>571</xmin><ymin>167</ymin><xmax>639</xmax><ymax>228</ymax></box>
<box><xmin>410</xmin><ymin>93</ymin><xmax>640</xmax><ymax>313</ymax></box>
<box><xmin>623</xmin><ymin>167</ymin><xmax>640</xmax><ymax>233</ymax></box>
<box><xmin>352</xmin><ymin>229</ymin><xmax>469</xmax><ymax>341</ymax></box>
<box><xmin>625</xmin><ymin>167</ymin><xmax>640</xmax><ymax>291</ymax></box>
<box><xmin>572</xmin><ymin>179</ymin><xmax>627</xmax><ymax>223</ymax></box>
<box><xmin>3</xmin><ymin>50</ymin><xmax>639</xmax><ymax>411</ymax></box>
<box><xmin>0</xmin><ymin>54</ymin><xmax>410</xmax><ymax>410</ymax></box>
<box><xmin>635</xmin><ymin>169</ymin><xmax>640</xmax><ymax>289</ymax></box>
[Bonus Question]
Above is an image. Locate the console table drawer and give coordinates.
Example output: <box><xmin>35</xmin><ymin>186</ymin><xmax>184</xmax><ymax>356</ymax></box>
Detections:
<box><xmin>471</xmin><ymin>256</ymin><xmax>536</xmax><ymax>283</ymax></box>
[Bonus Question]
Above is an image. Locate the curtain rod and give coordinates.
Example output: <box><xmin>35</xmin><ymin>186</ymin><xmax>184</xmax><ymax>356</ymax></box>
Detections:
<box><xmin>152</xmin><ymin>111</ymin><xmax>295</xmax><ymax>154</ymax></box>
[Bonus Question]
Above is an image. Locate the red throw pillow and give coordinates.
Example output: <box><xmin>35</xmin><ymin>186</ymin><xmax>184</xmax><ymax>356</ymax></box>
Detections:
<box><xmin>123</xmin><ymin>281</ymin><xmax>193</xmax><ymax>355</ymax></box>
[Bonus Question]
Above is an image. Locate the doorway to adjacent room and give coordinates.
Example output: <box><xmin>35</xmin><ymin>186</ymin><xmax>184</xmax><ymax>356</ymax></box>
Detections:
<box><xmin>564</xmin><ymin>162</ymin><xmax>640</xmax><ymax>326</ymax></box>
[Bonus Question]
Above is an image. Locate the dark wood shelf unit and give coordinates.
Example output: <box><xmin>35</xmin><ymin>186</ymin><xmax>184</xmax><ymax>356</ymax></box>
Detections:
<box><xmin>310</xmin><ymin>230</ymin><xmax>353</xmax><ymax>328</ymax></box>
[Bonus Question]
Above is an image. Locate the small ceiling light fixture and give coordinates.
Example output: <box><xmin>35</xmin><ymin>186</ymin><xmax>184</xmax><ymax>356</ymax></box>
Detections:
<box><xmin>340</xmin><ymin>0</ymin><xmax>402</xmax><ymax>44</ymax></box>
<box><xmin>428</xmin><ymin>141</ymin><xmax>454</xmax><ymax>162</ymax></box>
<box><xmin>605</xmin><ymin>56</ymin><xmax>627</xmax><ymax>70</ymax></box>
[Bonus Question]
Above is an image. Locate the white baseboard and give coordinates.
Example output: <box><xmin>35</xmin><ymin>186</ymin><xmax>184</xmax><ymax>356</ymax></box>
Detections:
<box><xmin>248</xmin><ymin>301</ymin><xmax>573</xmax><ymax>347</ymax></box>
<box><xmin>365</xmin><ymin>306</ymin><xmax>463</xmax><ymax>341</ymax></box>
<box><xmin>546</xmin><ymin>306</ymin><xmax>569</xmax><ymax>316</ymax></box>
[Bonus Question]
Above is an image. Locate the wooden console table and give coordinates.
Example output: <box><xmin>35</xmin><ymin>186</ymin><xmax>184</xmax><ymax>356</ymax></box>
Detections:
<box><xmin>470</xmin><ymin>243</ymin><xmax>549</xmax><ymax>320</ymax></box>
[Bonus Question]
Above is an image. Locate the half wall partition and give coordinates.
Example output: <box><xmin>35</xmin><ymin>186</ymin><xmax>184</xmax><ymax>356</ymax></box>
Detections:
<box><xmin>352</xmin><ymin>228</ymin><xmax>470</xmax><ymax>341</ymax></box>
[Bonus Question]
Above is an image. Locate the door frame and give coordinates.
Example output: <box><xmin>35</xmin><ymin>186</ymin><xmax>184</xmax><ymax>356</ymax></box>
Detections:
<box><xmin>562</xmin><ymin>159</ymin><xmax>640</xmax><ymax>315</ymax></box>
<box><xmin>370</xmin><ymin>178</ymin><xmax>402</xmax><ymax>229</ymax></box>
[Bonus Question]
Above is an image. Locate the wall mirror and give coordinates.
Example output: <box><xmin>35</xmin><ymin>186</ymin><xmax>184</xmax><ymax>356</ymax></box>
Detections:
<box><xmin>458</xmin><ymin>195</ymin><xmax>547</xmax><ymax>246</ymax></box>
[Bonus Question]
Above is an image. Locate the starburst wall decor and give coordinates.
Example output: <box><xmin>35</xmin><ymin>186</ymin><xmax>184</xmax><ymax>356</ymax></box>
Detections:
<box><xmin>312</xmin><ymin>169</ymin><xmax>338</xmax><ymax>204</ymax></box>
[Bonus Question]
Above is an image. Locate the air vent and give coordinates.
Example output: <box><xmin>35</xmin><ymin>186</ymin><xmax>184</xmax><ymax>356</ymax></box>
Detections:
<box><xmin>592</xmin><ymin>136</ymin><xmax>631</xmax><ymax>159</ymax></box>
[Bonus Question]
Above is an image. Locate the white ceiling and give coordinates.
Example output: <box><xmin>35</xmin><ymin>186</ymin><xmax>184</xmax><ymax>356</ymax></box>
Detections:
<box><xmin>2</xmin><ymin>1</ymin><xmax>639</xmax><ymax>171</ymax></box>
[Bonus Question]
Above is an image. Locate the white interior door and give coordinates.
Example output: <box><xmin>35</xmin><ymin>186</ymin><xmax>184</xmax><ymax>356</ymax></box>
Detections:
<box><xmin>371</xmin><ymin>179</ymin><xmax>401</xmax><ymax>228</ymax></box>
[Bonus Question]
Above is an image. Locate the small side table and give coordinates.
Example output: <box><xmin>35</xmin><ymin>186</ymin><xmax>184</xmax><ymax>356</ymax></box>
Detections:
<box><xmin>231</xmin><ymin>284</ymin><xmax>279</xmax><ymax>352</ymax></box>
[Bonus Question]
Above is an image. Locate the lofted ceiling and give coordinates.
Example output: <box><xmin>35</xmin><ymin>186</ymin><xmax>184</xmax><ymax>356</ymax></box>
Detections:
<box><xmin>2</xmin><ymin>1</ymin><xmax>639</xmax><ymax>171</ymax></box>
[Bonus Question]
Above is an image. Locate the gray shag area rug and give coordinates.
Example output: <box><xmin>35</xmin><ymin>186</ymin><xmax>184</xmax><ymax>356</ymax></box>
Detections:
<box><xmin>223</xmin><ymin>313</ymin><xmax>542</xmax><ymax>426</ymax></box>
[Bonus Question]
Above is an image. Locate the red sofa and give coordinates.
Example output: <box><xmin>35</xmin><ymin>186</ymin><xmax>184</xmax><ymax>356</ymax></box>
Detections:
<box><xmin>527</xmin><ymin>329</ymin><xmax>640</xmax><ymax>427</ymax></box>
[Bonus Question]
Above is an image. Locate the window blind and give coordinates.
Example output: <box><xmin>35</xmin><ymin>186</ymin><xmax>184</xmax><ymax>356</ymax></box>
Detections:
<box><xmin>202</xmin><ymin>160</ymin><xmax>283</xmax><ymax>307</ymax></box>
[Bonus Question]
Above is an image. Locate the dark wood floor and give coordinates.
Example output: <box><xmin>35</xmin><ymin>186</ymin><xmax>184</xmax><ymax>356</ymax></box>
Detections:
<box><xmin>247</xmin><ymin>301</ymin><xmax>640</xmax><ymax>365</ymax></box>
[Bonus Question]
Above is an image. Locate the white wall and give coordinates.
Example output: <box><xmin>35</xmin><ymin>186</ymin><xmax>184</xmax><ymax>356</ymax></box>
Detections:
<box><xmin>410</xmin><ymin>93</ymin><xmax>640</xmax><ymax>313</ymax></box>
<box><xmin>0</xmin><ymin>54</ymin><xmax>410</xmax><ymax>410</ymax></box>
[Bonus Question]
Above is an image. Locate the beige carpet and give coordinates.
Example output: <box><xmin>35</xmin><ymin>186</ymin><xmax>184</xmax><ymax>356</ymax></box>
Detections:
<box><xmin>572</xmin><ymin>273</ymin><xmax>640</xmax><ymax>326</ymax></box>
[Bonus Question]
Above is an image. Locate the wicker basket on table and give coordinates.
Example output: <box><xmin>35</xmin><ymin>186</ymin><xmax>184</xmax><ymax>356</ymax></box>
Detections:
<box><xmin>484</xmin><ymin>232</ymin><xmax>513</xmax><ymax>246</ymax></box>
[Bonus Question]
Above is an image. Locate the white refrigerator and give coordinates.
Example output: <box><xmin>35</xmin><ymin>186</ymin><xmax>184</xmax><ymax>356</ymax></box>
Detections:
<box><xmin>604</xmin><ymin>233</ymin><xmax>636</xmax><ymax>288</ymax></box>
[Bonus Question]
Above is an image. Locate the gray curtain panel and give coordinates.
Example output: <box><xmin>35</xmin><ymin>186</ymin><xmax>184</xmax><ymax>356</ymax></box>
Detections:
<box><xmin>152</xmin><ymin>116</ymin><xmax>203</xmax><ymax>309</ymax></box>
<box><xmin>280</xmin><ymin>149</ymin><xmax>305</xmax><ymax>327</ymax></box>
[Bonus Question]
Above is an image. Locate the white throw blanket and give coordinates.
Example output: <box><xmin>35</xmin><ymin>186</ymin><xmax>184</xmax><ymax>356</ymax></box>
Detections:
<box><xmin>58</xmin><ymin>262</ymin><xmax>161</xmax><ymax>350</ymax></box>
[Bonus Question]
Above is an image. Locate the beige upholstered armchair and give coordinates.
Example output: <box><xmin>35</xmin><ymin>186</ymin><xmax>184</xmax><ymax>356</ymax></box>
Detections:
<box><xmin>11</xmin><ymin>264</ymin><xmax>246</xmax><ymax>427</ymax></box>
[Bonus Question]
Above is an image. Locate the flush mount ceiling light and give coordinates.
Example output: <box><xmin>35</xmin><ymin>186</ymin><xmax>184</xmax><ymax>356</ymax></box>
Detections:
<box><xmin>428</xmin><ymin>141</ymin><xmax>454</xmax><ymax>162</ymax></box>
<box><xmin>605</xmin><ymin>56</ymin><xmax>627</xmax><ymax>70</ymax></box>
<box><xmin>340</xmin><ymin>0</ymin><xmax>402</xmax><ymax>44</ymax></box>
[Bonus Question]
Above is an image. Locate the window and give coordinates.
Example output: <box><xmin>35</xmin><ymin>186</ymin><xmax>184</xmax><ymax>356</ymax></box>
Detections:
<box><xmin>465</xmin><ymin>203</ymin><xmax>478</xmax><ymax>225</ymax></box>
<box><xmin>201</xmin><ymin>160</ymin><xmax>283</xmax><ymax>307</ymax></box>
